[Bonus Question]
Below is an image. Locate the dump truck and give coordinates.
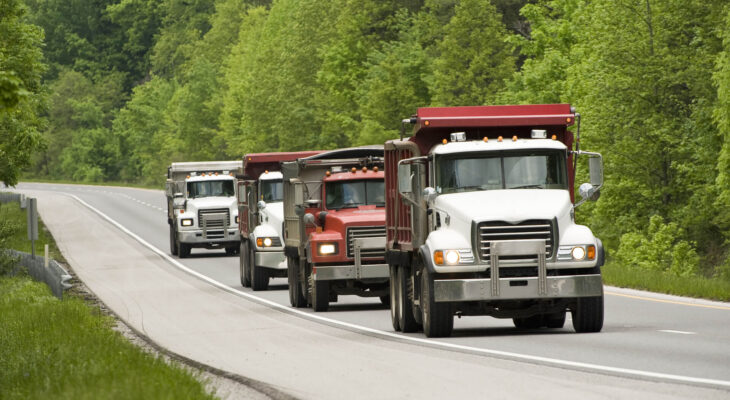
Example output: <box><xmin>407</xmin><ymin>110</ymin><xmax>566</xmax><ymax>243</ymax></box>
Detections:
<box><xmin>282</xmin><ymin>146</ymin><xmax>388</xmax><ymax>311</ymax></box>
<box><xmin>237</xmin><ymin>151</ymin><xmax>321</xmax><ymax>290</ymax></box>
<box><xmin>385</xmin><ymin>104</ymin><xmax>605</xmax><ymax>337</ymax></box>
<box><xmin>166</xmin><ymin>161</ymin><xmax>241</xmax><ymax>258</ymax></box>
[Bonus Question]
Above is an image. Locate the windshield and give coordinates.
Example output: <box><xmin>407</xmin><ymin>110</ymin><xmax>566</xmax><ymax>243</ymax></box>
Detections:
<box><xmin>260</xmin><ymin>179</ymin><xmax>283</xmax><ymax>202</ymax></box>
<box><xmin>187</xmin><ymin>180</ymin><xmax>235</xmax><ymax>199</ymax></box>
<box><xmin>436</xmin><ymin>151</ymin><xmax>567</xmax><ymax>194</ymax></box>
<box><xmin>326</xmin><ymin>179</ymin><xmax>385</xmax><ymax>209</ymax></box>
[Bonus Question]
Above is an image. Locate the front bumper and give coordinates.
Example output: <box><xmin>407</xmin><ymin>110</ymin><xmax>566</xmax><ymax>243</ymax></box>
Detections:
<box><xmin>313</xmin><ymin>263</ymin><xmax>389</xmax><ymax>281</ymax></box>
<box><xmin>434</xmin><ymin>274</ymin><xmax>603</xmax><ymax>302</ymax></box>
<box><xmin>179</xmin><ymin>229</ymin><xmax>239</xmax><ymax>244</ymax></box>
<box><xmin>255</xmin><ymin>250</ymin><xmax>286</xmax><ymax>270</ymax></box>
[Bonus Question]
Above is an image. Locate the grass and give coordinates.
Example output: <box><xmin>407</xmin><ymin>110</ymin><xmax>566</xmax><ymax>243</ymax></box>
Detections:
<box><xmin>18</xmin><ymin>176</ymin><xmax>162</xmax><ymax>191</ymax></box>
<box><xmin>0</xmin><ymin>277</ymin><xmax>217</xmax><ymax>400</ymax></box>
<box><xmin>602</xmin><ymin>260</ymin><xmax>730</xmax><ymax>302</ymax></box>
<box><xmin>0</xmin><ymin>200</ymin><xmax>65</xmax><ymax>262</ymax></box>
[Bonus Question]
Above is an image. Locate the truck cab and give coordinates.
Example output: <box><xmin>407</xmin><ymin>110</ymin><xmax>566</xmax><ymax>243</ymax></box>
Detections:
<box><xmin>386</xmin><ymin>104</ymin><xmax>605</xmax><ymax>337</ymax></box>
<box><xmin>283</xmin><ymin>147</ymin><xmax>389</xmax><ymax>311</ymax></box>
<box><xmin>166</xmin><ymin>161</ymin><xmax>241</xmax><ymax>258</ymax></box>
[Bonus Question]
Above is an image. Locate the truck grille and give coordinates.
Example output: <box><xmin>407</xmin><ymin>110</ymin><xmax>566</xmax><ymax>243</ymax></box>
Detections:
<box><xmin>347</xmin><ymin>226</ymin><xmax>386</xmax><ymax>259</ymax></box>
<box><xmin>477</xmin><ymin>220</ymin><xmax>554</xmax><ymax>261</ymax></box>
<box><xmin>198</xmin><ymin>209</ymin><xmax>230</xmax><ymax>239</ymax></box>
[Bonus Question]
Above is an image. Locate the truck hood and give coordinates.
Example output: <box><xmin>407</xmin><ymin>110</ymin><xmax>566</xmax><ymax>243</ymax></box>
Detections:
<box><xmin>323</xmin><ymin>206</ymin><xmax>385</xmax><ymax>231</ymax></box>
<box><xmin>433</xmin><ymin>190</ymin><xmax>572</xmax><ymax>224</ymax></box>
<box><xmin>187</xmin><ymin>196</ymin><xmax>236</xmax><ymax>210</ymax></box>
<box><xmin>260</xmin><ymin>202</ymin><xmax>284</xmax><ymax>236</ymax></box>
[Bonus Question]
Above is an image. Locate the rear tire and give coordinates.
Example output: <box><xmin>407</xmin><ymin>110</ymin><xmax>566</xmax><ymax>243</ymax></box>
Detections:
<box><xmin>288</xmin><ymin>256</ymin><xmax>306</xmax><ymax>307</ymax></box>
<box><xmin>421</xmin><ymin>268</ymin><xmax>453</xmax><ymax>337</ymax></box>
<box><xmin>169</xmin><ymin>226</ymin><xmax>178</xmax><ymax>256</ymax></box>
<box><xmin>311</xmin><ymin>279</ymin><xmax>329</xmax><ymax>312</ymax></box>
<box><xmin>545</xmin><ymin>311</ymin><xmax>566</xmax><ymax>329</ymax></box>
<box><xmin>389</xmin><ymin>265</ymin><xmax>400</xmax><ymax>331</ymax></box>
<box><xmin>225</xmin><ymin>247</ymin><xmax>237</xmax><ymax>256</ymax></box>
<box><xmin>250</xmin><ymin>247</ymin><xmax>269</xmax><ymax>291</ymax></box>
<box><xmin>572</xmin><ymin>293</ymin><xmax>604</xmax><ymax>333</ymax></box>
<box><xmin>239</xmin><ymin>241</ymin><xmax>251</xmax><ymax>287</ymax></box>
<box><xmin>513</xmin><ymin>315</ymin><xmax>542</xmax><ymax>329</ymax></box>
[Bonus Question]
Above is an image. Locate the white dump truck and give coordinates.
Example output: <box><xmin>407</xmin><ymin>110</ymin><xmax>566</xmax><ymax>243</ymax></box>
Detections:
<box><xmin>237</xmin><ymin>152</ymin><xmax>320</xmax><ymax>290</ymax></box>
<box><xmin>166</xmin><ymin>161</ymin><xmax>241</xmax><ymax>258</ymax></box>
<box><xmin>386</xmin><ymin>104</ymin><xmax>605</xmax><ymax>337</ymax></box>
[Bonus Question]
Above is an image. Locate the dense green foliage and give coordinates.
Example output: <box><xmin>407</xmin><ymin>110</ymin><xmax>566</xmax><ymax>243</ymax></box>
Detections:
<box><xmin>14</xmin><ymin>0</ymin><xmax>730</xmax><ymax>285</ymax></box>
<box><xmin>0</xmin><ymin>276</ymin><xmax>216</xmax><ymax>400</ymax></box>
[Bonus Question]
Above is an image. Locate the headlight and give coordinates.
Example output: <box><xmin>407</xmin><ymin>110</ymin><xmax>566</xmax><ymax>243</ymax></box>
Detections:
<box><xmin>318</xmin><ymin>242</ymin><xmax>338</xmax><ymax>256</ymax></box>
<box><xmin>256</xmin><ymin>237</ymin><xmax>275</xmax><ymax>247</ymax></box>
<box><xmin>181</xmin><ymin>218</ymin><xmax>193</xmax><ymax>227</ymax></box>
<box><xmin>434</xmin><ymin>249</ymin><xmax>474</xmax><ymax>265</ymax></box>
<box><xmin>571</xmin><ymin>246</ymin><xmax>586</xmax><ymax>260</ymax></box>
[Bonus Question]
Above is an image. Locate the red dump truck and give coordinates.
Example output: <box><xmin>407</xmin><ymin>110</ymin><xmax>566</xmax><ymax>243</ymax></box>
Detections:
<box><xmin>385</xmin><ymin>104</ymin><xmax>605</xmax><ymax>337</ymax></box>
<box><xmin>282</xmin><ymin>146</ymin><xmax>389</xmax><ymax>311</ymax></box>
<box><xmin>236</xmin><ymin>152</ymin><xmax>321</xmax><ymax>290</ymax></box>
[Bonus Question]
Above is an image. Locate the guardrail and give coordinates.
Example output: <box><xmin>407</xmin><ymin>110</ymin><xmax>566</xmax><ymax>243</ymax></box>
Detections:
<box><xmin>5</xmin><ymin>249</ymin><xmax>73</xmax><ymax>300</ymax></box>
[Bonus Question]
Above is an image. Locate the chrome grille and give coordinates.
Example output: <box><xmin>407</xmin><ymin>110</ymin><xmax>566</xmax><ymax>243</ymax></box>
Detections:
<box><xmin>346</xmin><ymin>226</ymin><xmax>386</xmax><ymax>259</ymax></box>
<box><xmin>477</xmin><ymin>220</ymin><xmax>553</xmax><ymax>261</ymax></box>
<box><xmin>198</xmin><ymin>208</ymin><xmax>230</xmax><ymax>227</ymax></box>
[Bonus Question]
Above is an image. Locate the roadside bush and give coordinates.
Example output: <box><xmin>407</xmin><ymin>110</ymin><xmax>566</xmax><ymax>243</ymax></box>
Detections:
<box><xmin>616</xmin><ymin>215</ymin><xmax>699</xmax><ymax>277</ymax></box>
<box><xmin>0</xmin><ymin>207</ymin><xmax>20</xmax><ymax>275</ymax></box>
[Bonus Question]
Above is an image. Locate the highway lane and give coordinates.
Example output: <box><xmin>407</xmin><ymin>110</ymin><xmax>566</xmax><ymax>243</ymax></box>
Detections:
<box><xmin>15</xmin><ymin>182</ymin><xmax>730</xmax><ymax>388</ymax></box>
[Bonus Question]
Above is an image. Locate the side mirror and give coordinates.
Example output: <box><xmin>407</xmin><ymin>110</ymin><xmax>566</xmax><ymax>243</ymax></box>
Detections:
<box><xmin>257</xmin><ymin>200</ymin><xmax>266</xmax><ymax>210</ymax></box>
<box><xmin>303</xmin><ymin>213</ymin><xmax>317</xmax><ymax>227</ymax></box>
<box><xmin>172</xmin><ymin>197</ymin><xmax>186</xmax><ymax>209</ymax></box>
<box><xmin>293</xmin><ymin>182</ymin><xmax>304</xmax><ymax>205</ymax></box>
<box><xmin>423</xmin><ymin>187</ymin><xmax>437</xmax><ymax>206</ymax></box>
<box><xmin>173</xmin><ymin>192</ymin><xmax>184</xmax><ymax>198</ymax></box>
<box><xmin>589</xmin><ymin>156</ymin><xmax>603</xmax><ymax>187</ymax></box>
<box><xmin>237</xmin><ymin>183</ymin><xmax>247</xmax><ymax>204</ymax></box>
<box><xmin>578</xmin><ymin>183</ymin><xmax>599</xmax><ymax>201</ymax></box>
<box><xmin>398</xmin><ymin>163</ymin><xmax>412</xmax><ymax>194</ymax></box>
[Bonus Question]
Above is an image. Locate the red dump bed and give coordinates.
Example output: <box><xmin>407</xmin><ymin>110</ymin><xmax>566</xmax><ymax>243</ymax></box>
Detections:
<box><xmin>385</xmin><ymin>104</ymin><xmax>576</xmax><ymax>251</ymax></box>
<box><xmin>242</xmin><ymin>151</ymin><xmax>322</xmax><ymax>178</ymax></box>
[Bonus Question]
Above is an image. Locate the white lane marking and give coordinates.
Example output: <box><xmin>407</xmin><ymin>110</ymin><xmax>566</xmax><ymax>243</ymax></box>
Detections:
<box><xmin>64</xmin><ymin>192</ymin><xmax>730</xmax><ymax>390</ymax></box>
<box><xmin>658</xmin><ymin>330</ymin><xmax>696</xmax><ymax>335</ymax></box>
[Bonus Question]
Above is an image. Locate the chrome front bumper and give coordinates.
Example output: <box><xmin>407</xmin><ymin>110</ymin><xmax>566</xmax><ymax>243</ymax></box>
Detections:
<box><xmin>433</xmin><ymin>274</ymin><xmax>603</xmax><ymax>302</ymax></box>
<box><xmin>255</xmin><ymin>250</ymin><xmax>286</xmax><ymax>270</ymax></box>
<box><xmin>313</xmin><ymin>263</ymin><xmax>389</xmax><ymax>281</ymax></box>
<box><xmin>178</xmin><ymin>229</ymin><xmax>239</xmax><ymax>244</ymax></box>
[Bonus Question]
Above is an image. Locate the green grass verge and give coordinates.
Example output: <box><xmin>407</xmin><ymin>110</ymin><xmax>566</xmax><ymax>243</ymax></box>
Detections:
<box><xmin>0</xmin><ymin>276</ymin><xmax>217</xmax><ymax>400</ymax></box>
<box><xmin>603</xmin><ymin>260</ymin><xmax>730</xmax><ymax>302</ymax></box>
<box><xmin>0</xmin><ymin>200</ymin><xmax>64</xmax><ymax>262</ymax></box>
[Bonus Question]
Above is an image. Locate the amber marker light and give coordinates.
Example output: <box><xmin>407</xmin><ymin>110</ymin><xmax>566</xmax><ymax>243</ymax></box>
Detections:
<box><xmin>483</xmin><ymin>137</ymin><xmax>488</xmax><ymax>142</ymax></box>
<box><xmin>424</xmin><ymin>120</ymin><xmax>430</xmax><ymax>126</ymax></box>
<box><xmin>186</xmin><ymin>175</ymin><xmax>190</xmax><ymax>179</ymax></box>
<box><xmin>433</xmin><ymin>250</ymin><xmax>444</xmax><ymax>265</ymax></box>
<box><xmin>373</xmin><ymin>166</ymin><xmax>379</xmax><ymax>172</ymax></box>
<box><xmin>512</xmin><ymin>135</ymin><xmax>518</xmax><ymax>142</ymax></box>
<box><xmin>567</xmin><ymin>117</ymin><xmax>572</xmax><ymax>123</ymax></box>
<box><xmin>257</xmin><ymin>238</ymin><xmax>263</xmax><ymax>247</ymax></box>
<box><xmin>442</xmin><ymin>139</ymin><xmax>448</xmax><ymax>144</ymax></box>
<box><xmin>552</xmin><ymin>135</ymin><xmax>557</xmax><ymax>140</ymax></box>
<box><xmin>498</xmin><ymin>136</ymin><xmax>503</xmax><ymax>142</ymax></box>
<box><xmin>325</xmin><ymin>170</ymin><xmax>331</xmax><ymax>177</ymax></box>
<box><xmin>351</xmin><ymin>167</ymin><xmax>357</xmax><ymax>173</ymax></box>
<box><xmin>587</xmin><ymin>245</ymin><xmax>596</xmax><ymax>260</ymax></box>
<box><xmin>362</xmin><ymin>166</ymin><xmax>367</xmax><ymax>172</ymax></box>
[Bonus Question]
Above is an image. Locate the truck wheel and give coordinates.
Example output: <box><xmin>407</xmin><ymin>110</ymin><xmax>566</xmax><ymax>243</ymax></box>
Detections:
<box><xmin>421</xmin><ymin>268</ymin><xmax>453</xmax><ymax>337</ymax></box>
<box><xmin>513</xmin><ymin>315</ymin><xmax>542</xmax><ymax>329</ymax></box>
<box><xmin>287</xmin><ymin>256</ymin><xmax>306</xmax><ymax>307</ymax></box>
<box><xmin>250</xmin><ymin>247</ymin><xmax>269</xmax><ymax>291</ymax></box>
<box><xmin>225</xmin><ymin>247</ymin><xmax>237</xmax><ymax>256</ymax></box>
<box><xmin>179</xmin><ymin>242</ymin><xmax>191</xmax><ymax>258</ymax></box>
<box><xmin>398</xmin><ymin>266</ymin><xmax>420</xmax><ymax>333</ymax></box>
<box><xmin>169</xmin><ymin>226</ymin><xmax>178</xmax><ymax>256</ymax></box>
<box><xmin>389</xmin><ymin>265</ymin><xmax>400</xmax><ymax>331</ymax></box>
<box><xmin>379</xmin><ymin>295</ymin><xmax>390</xmax><ymax>307</ymax></box>
<box><xmin>311</xmin><ymin>279</ymin><xmax>329</xmax><ymax>312</ymax></box>
<box><xmin>239</xmin><ymin>241</ymin><xmax>251</xmax><ymax>287</ymax></box>
<box><xmin>572</xmin><ymin>293</ymin><xmax>604</xmax><ymax>333</ymax></box>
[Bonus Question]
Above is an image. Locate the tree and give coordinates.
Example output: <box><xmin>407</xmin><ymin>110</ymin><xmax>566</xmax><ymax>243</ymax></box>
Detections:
<box><xmin>0</xmin><ymin>0</ymin><xmax>46</xmax><ymax>186</ymax></box>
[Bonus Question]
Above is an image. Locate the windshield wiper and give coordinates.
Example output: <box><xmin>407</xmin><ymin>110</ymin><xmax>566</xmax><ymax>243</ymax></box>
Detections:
<box><xmin>510</xmin><ymin>184</ymin><xmax>544</xmax><ymax>189</ymax></box>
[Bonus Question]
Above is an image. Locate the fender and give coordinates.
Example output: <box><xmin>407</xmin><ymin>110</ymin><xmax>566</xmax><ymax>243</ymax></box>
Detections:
<box><xmin>418</xmin><ymin>245</ymin><xmax>436</xmax><ymax>274</ymax></box>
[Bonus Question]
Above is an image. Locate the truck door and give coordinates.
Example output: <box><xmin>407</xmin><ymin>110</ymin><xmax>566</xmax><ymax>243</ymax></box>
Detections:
<box><xmin>237</xmin><ymin>181</ymin><xmax>249</xmax><ymax>237</ymax></box>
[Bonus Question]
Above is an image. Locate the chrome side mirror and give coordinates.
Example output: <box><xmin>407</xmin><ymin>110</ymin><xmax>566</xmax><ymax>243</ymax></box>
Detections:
<box><xmin>257</xmin><ymin>200</ymin><xmax>266</xmax><ymax>210</ymax></box>
<box><xmin>303</xmin><ymin>212</ymin><xmax>317</xmax><ymax>227</ymax></box>
<box><xmin>423</xmin><ymin>187</ymin><xmax>438</xmax><ymax>206</ymax></box>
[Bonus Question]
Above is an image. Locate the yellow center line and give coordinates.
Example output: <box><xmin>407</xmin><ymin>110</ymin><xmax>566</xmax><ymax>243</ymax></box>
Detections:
<box><xmin>605</xmin><ymin>291</ymin><xmax>730</xmax><ymax>310</ymax></box>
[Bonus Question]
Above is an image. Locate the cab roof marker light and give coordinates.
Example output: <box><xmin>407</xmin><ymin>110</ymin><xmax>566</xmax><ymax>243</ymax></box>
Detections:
<box><xmin>512</xmin><ymin>135</ymin><xmax>518</xmax><ymax>142</ymax></box>
<box><xmin>373</xmin><ymin>166</ymin><xmax>379</xmax><ymax>172</ymax></box>
<box><xmin>531</xmin><ymin>129</ymin><xmax>547</xmax><ymax>139</ymax></box>
<box><xmin>351</xmin><ymin>167</ymin><xmax>357</xmax><ymax>173</ymax></box>
<box><xmin>442</xmin><ymin>139</ymin><xmax>448</xmax><ymax>144</ymax></box>
<box><xmin>424</xmin><ymin>120</ymin><xmax>430</xmax><ymax>126</ymax></box>
<box><xmin>325</xmin><ymin>170</ymin><xmax>331</xmax><ymax>177</ymax></box>
<box><xmin>362</xmin><ymin>166</ymin><xmax>367</xmax><ymax>172</ymax></box>
<box><xmin>498</xmin><ymin>136</ymin><xmax>503</xmax><ymax>142</ymax></box>
<box><xmin>483</xmin><ymin>137</ymin><xmax>488</xmax><ymax>142</ymax></box>
<box><xmin>552</xmin><ymin>135</ymin><xmax>557</xmax><ymax>140</ymax></box>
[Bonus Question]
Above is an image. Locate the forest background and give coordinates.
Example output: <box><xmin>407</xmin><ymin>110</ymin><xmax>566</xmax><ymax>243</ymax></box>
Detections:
<box><xmin>2</xmin><ymin>0</ymin><xmax>730</xmax><ymax>284</ymax></box>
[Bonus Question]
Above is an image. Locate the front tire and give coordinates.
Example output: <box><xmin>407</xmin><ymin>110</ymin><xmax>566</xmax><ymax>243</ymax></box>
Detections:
<box><xmin>288</xmin><ymin>256</ymin><xmax>306</xmax><ymax>307</ymax></box>
<box><xmin>239</xmin><ymin>241</ymin><xmax>251</xmax><ymax>287</ymax></box>
<box><xmin>169</xmin><ymin>226</ymin><xmax>178</xmax><ymax>256</ymax></box>
<box><xmin>572</xmin><ymin>293</ymin><xmax>604</xmax><ymax>333</ymax></box>
<box><xmin>389</xmin><ymin>265</ymin><xmax>400</xmax><ymax>331</ymax></box>
<box><xmin>311</xmin><ymin>278</ymin><xmax>329</xmax><ymax>312</ymax></box>
<box><xmin>397</xmin><ymin>266</ymin><xmax>420</xmax><ymax>333</ymax></box>
<box><xmin>250</xmin><ymin>247</ymin><xmax>269</xmax><ymax>291</ymax></box>
<box><xmin>421</xmin><ymin>268</ymin><xmax>453</xmax><ymax>338</ymax></box>
<box><xmin>179</xmin><ymin>242</ymin><xmax>191</xmax><ymax>258</ymax></box>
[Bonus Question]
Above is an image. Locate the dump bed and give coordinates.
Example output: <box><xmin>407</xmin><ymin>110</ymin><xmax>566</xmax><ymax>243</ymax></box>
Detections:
<box><xmin>385</xmin><ymin>104</ymin><xmax>577</xmax><ymax>251</ymax></box>
<box><xmin>282</xmin><ymin>146</ymin><xmax>384</xmax><ymax>253</ymax></box>
<box><xmin>241</xmin><ymin>151</ymin><xmax>322</xmax><ymax>179</ymax></box>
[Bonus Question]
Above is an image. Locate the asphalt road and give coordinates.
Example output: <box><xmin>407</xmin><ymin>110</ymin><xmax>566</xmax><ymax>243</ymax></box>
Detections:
<box><xmin>13</xmin><ymin>182</ymin><xmax>730</xmax><ymax>398</ymax></box>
